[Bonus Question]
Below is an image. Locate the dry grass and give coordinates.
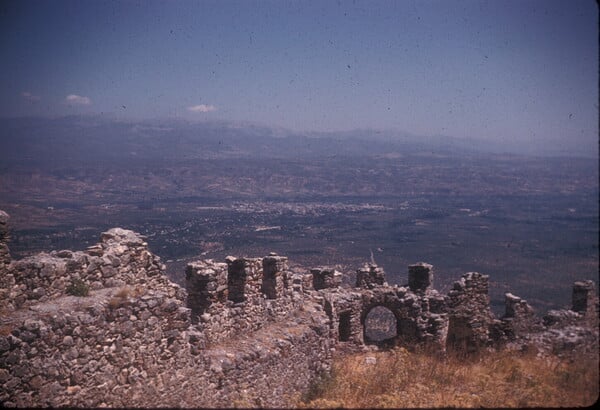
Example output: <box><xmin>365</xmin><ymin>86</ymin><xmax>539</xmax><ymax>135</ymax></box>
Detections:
<box><xmin>300</xmin><ymin>347</ymin><xmax>599</xmax><ymax>408</ymax></box>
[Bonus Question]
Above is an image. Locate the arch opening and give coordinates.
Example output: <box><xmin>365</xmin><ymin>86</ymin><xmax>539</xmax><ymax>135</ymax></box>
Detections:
<box><xmin>364</xmin><ymin>305</ymin><xmax>397</xmax><ymax>344</ymax></box>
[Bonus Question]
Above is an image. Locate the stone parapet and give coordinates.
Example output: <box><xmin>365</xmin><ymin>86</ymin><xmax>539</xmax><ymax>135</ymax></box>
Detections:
<box><xmin>311</xmin><ymin>267</ymin><xmax>342</xmax><ymax>290</ymax></box>
<box><xmin>0</xmin><ymin>209</ymin><xmax>596</xmax><ymax>406</ymax></box>
<box><xmin>261</xmin><ymin>253</ymin><xmax>288</xmax><ymax>299</ymax></box>
<box><xmin>356</xmin><ymin>263</ymin><xmax>386</xmax><ymax>289</ymax></box>
<box><xmin>185</xmin><ymin>260</ymin><xmax>228</xmax><ymax>323</ymax></box>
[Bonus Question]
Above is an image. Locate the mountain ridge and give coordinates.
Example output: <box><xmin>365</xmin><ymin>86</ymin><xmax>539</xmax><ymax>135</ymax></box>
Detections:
<box><xmin>2</xmin><ymin>116</ymin><xmax>595</xmax><ymax>166</ymax></box>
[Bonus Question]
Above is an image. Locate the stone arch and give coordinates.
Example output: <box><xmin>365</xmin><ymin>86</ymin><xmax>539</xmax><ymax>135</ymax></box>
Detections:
<box><xmin>360</xmin><ymin>298</ymin><xmax>421</xmax><ymax>347</ymax></box>
<box><xmin>360</xmin><ymin>301</ymin><xmax>407</xmax><ymax>346</ymax></box>
<box><xmin>362</xmin><ymin>305</ymin><xmax>398</xmax><ymax>345</ymax></box>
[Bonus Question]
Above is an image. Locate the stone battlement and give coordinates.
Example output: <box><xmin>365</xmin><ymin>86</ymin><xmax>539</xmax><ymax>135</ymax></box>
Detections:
<box><xmin>0</xmin><ymin>210</ymin><xmax>597</xmax><ymax>407</ymax></box>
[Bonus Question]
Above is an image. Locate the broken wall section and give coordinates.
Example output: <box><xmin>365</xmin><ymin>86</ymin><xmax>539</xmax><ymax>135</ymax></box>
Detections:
<box><xmin>0</xmin><ymin>221</ymin><xmax>171</xmax><ymax>313</ymax></box>
<box><xmin>355</xmin><ymin>263</ymin><xmax>387</xmax><ymax>289</ymax></box>
<box><xmin>185</xmin><ymin>254</ymin><xmax>305</xmax><ymax>346</ymax></box>
<box><xmin>321</xmin><ymin>263</ymin><xmax>448</xmax><ymax>351</ymax></box>
<box><xmin>446</xmin><ymin>272</ymin><xmax>495</xmax><ymax>353</ymax></box>
<box><xmin>0</xmin><ymin>274</ymin><xmax>332</xmax><ymax>408</ymax></box>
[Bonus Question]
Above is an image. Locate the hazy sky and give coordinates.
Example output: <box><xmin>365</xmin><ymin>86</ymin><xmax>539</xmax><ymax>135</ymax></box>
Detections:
<box><xmin>1</xmin><ymin>0</ymin><xmax>597</xmax><ymax>154</ymax></box>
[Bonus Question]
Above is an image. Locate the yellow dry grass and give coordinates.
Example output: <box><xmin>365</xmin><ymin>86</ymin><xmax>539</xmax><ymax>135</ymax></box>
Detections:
<box><xmin>300</xmin><ymin>347</ymin><xmax>599</xmax><ymax>408</ymax></box>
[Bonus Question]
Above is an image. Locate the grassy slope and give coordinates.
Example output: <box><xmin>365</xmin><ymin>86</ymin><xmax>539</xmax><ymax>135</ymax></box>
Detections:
<box><xmin>299</xmin><ymin>347</ymin><xmax>599</xmax><ymax>408</ymax></box>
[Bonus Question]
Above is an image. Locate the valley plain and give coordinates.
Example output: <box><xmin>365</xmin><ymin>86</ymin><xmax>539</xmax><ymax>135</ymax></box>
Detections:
<box><xmin>1</xmin><ymin>117</ymin><xmax>597</xmax><ymax>314</ymax></box>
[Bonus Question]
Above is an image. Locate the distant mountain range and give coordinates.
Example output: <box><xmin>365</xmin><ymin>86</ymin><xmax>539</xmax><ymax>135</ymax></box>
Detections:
<box><xmin>0</xmin><ymin>115</ymin><xmax>594</xmax><ymax>168</ymax></box>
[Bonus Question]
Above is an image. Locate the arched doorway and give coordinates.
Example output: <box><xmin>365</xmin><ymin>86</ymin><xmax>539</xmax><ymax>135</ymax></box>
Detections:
<box><xmin>363</xmin><ymin>305</ymin><xmax>398</xmax><ymax>345</ymax></box>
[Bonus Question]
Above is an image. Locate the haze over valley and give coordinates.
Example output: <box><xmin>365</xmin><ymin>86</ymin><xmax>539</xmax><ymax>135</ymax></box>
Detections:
<box><xmin>1</xmin><ymin>0</ymin><xmax>598</xmax><ymax>313</ymax></box>
<box><xmin>1</xmin><ymin>116</ymin><xmax>597</xmax><ymax>314</ymax></box>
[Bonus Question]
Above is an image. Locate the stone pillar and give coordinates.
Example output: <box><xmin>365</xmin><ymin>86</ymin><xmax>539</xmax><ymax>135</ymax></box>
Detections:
<box><xmin>261</xmin><ymin>253</ymin><xmax>288</xmax><ymax>299</ymax></box>
<box><xmin>504</xmin><ymin>293</ymin><xmax>534</xmax><ymax>318</ymax></box>
<box><xmin>446</xmin><ymin>272</ymin><xmax>493</xmax><ymax>353</ymax></box>
<box><xmin>311</xmin><ymin>267</ymin><xmax>342</xmax><ymax>290</ymax></box>
<box><xmin>355</xmin><ymin>263</ymin><xmax>386</xmax><ymax>289</ymax></box>
<box><xmin>185</xmin><ymin>261</ymin><xmax>227</xmax><ymax>323</ymax></box>
<box><xmin>572</xmin><ymin>280</ymin><xmax>596</xmax><ymax>314</ymax></box>
<box><xmin>502</xmin><ymin>292</ymin><xmax>536</xmax><ymax>336</ymax></box>
<box><xmin>408</xmin><ymin>262</ymin><xmax>433</xmax><ymax>292</ymax></box>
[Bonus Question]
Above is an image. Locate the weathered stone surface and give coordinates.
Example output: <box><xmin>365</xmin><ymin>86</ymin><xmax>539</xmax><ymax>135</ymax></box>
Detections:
<box><xmin>356</xmin><ymin>263</ymin><xmax>386</xmax><ymax>289</ymax></box>
<box><xmin>0</xmin><ymin>208</ymin><xmax>597</xmax><ymax>407</ymax></box>
<box><xmin>312</xmin><ymin>267</ymin><xmax>342</xmax><ymax>290</ymax></box>
<box><xmin>446</xmin><ymin>272</ymin><xmax>495</xmax><ymax>352</ymax></box>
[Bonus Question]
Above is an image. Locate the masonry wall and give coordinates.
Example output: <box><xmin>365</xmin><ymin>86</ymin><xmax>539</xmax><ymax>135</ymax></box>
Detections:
<box><xmin>0</xmin><ymin>227</ymin><xmax>168</xmax><ymax>313</ymax></box>
<box><xmin>0</xmin><ymin>288</ymin><xmax>331</xmax><ymax>407</ymax></box>
<box><xmin>185</xmin><ymin>254</ymin><xmax>306</xmax><ymax>346</ymax></box>
<box><xmin>1</xmin><ymin>208</ymin><xmax>597</xmax><ymax>407</ymax></box>
<box><xmin>0</xmin><ymin>213</ymin><xmax>332</xmax><ymax>408</ymax></box>
<box><xmin>446</xmin><ymin>272</ymin><xmax>495</xmax><ymax>352</ymax></box>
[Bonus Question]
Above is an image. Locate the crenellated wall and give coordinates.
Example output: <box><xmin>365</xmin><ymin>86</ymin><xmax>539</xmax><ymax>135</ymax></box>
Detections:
<box><xmin>185</xmin><ymin>254</ymin><xmax>310</xmax><ymax>347</ymax></box>
<box><xmin>0</xmin><ymin>209</ymin><xmax>597</xmax><ymax>407</ymax></box>
<box><xmin>355</xmin><ymin>262</ymin><xmax>387</xmax><ymax>289</ymax></box>
<box><xmin>0</xmin><ymin>211</ymin><xmax>332</xmax><ymax>407</ymax></box>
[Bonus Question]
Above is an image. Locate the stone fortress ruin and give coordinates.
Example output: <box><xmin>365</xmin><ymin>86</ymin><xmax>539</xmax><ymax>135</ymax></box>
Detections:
<box><xmin>0</xmin><ymin>209</ymin><xmax>598</xmax><ymax>407</ymax></box>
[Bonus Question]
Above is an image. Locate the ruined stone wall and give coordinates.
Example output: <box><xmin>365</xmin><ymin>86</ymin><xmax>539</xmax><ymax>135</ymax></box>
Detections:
<box><xmin>262</xmin><ymin>254</ymin><xmax>289</xmax><ymax>299</ymax></box>
<box><xmin>572</xmin><ymin>280</ymin><xmax>599</xmax><ymax>323</ymax></box>
<box><xmin>322</xmin><ymin>263</ymin><xmax>448</xmax><ymax>350</ymax></box>
<box><xmin>0</xmin><ymin>282</ymin><xmax>331</xmax><ymax>407</ymax></box>
<box><xmin>0</xmin><ymin>227</ymin><xmax>167</xmax><ymax>313</ymax></box>
<box><xmin>312</xmin><ymin>267</ymin><xmax>342</xmax><ymax>290</ymax></box>
<box><xmin>323</xmin><ymin>289</ymin><xmax>364</xmax><ymax>344</ymax></box>
<box><xmin>446</xmin><ymin>272</ymin><xmax>495</xmax><ymax>352</ymax></box>
<box><xmin>355</xmin><ymin>263</ymin><xmax>386</xmax><ymax>289</ymax></box>
<box><xmin>0</xmin><ymin>211</ymin><xmax>12</xmax><ymax>309</ymax></box>
<box><xmin>1</xmin><ymin>284</ymin><xmax>190</xmax><ymax>407</ymax></box>
<box><xmin>500</xmin><ymin>293</ymin><xmax>540</xmax><ymax>336</ymax></box>
<box><xmin>0</xmin><ymin>212</ymin><xmax>332</xmax><ymax>407</ymax></box>
<box><xmin>1</xmin><ymin>208</ymin><xmax>597</xmax><ymax>407</ymax></box>
<box><xmin>185</xmin><ymin>254</ymin><xmax>307</xmax><ymax>346</ymax></box>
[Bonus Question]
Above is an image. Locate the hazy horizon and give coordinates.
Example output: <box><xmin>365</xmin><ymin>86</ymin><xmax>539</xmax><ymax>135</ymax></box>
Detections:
<box><xmin>1</xmin><ymin>113</ymin><xmax>598</xmax><ymax>159</ymax></box>
<box><xmin>1</xmin><ymin>0</ymin><xmax>598</xmax><ymax>157</ymax></box>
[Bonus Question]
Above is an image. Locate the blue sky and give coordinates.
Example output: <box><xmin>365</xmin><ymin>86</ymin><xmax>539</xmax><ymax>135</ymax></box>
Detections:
<box><xmin>0</xmin><ymin>0</ymin><xmax>597</xmax><ymax>155</ymax></box>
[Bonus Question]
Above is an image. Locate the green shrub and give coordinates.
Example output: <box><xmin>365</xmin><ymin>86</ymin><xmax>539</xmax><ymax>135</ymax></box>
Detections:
<box><xmin>66</xmin><ymin>278</ymin><xmax>89</xmax><ymax>297</ymax></box>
